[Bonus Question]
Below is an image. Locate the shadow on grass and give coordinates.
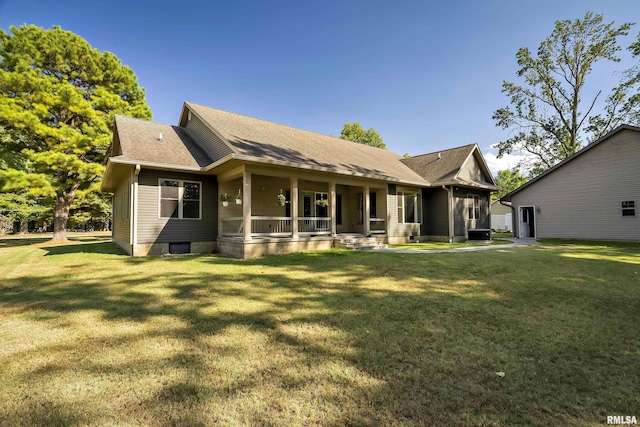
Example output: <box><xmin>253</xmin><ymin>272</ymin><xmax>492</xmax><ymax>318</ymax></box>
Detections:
<box><xmin>1</xmin><ymin>245</ymin><xmax>639</xmax><ymax>425</ymax></box>
<box><xmin>0</xmin><ymin>235</ymin><xmax>111</xmax><ymax>249</ymax></box>
<box><xmin>42</xmin><ymin>242</ymin><xmax>126</xmax><ymax>256</ymax></box>
<box><xmin>0</xmin><ymin>237</ymin><xmax>50</xmax><ymax>248</ymax></box>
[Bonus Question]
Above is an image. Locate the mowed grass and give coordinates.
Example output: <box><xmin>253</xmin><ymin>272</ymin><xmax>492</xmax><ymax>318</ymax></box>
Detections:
<box><xmin>1</xmin><ymin>239</ymin><xmax>639</xmax><ymax>426</ymax></box>
<box><xmin>389</xmin><ymin>240</ymin><xmax>509</xmax><ymax>250</ymax></box>
<box><xmin>492</xmin><ymin>232</ymin><xmax>513</xmax><ymax>238</ymax></box>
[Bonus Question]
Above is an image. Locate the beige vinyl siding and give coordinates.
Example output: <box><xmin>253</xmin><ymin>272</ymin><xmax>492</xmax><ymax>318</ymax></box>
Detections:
<box><xmin>184</xmin><ymin>113</ymin><xmax>233</xmax><ymax>162</ymax></box>
<box><xmin>422</xmin><ymin>188</ymin><xmax>449</xmax><ymax>236</ymax></box>
<box><xmin>458</xmin><ymin>151</ymin><xmax>491</xmax><ymax>184</ymax></box>
<box><xmin>458</xmin><ymin>153</ymin><xmax>491</xmax><ymax>183</ymax></box>
<box><xmin>218</xmin><ymin>177</ymin><xmax>243</xmax><ymax>224</ymax></box>
<box><xmin>511</xmin><ymin>129</ymin><xmax>640</xmax><ymax>241</ymax></box>
<box><xmin>254</xmin><ymin>175</ymin><xmax>293</xmax><ymax>217</ymax></box>
<box><xmin>136</xmin><ymin>169</ymin><xmax>217</xmax><ymax>244</ymax></box>
<box><xmin>491</xmin><ymin>201</ymin><xmax>512</xmax><ymax>215</ymax></box>
<box><xmin>112</xmin><ymin>177</ymin><xmax>131</xmax><ymax>253</ymax></box>
<box><xmin>386</xmin><ymin>184</ymin><xmax>421</xmax><ymax>238</ymax></box>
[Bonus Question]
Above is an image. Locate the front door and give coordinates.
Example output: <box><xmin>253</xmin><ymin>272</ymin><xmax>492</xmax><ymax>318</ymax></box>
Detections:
<box><xmin>303</xmin><ymin>194</ymin><xmax>312</xmax><ymax>217</ymax></box>
<box><xmin>519</xmin><ymin>206</ymin><xmax>535</xmax><ymax>238</ymax></box>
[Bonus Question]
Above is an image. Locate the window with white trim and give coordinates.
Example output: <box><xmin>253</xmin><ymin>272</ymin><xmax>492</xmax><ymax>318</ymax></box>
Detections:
<box><xmin>159</xmin><ymin>179</ymin><xmax>201</xmax><ymax>219</ymax></box>
<box><xmin>397</xmin><ymin>191</ymin><xmax>421</xmax><ymax>224</ymax></box>
<box><xmin>622</xmin><ymin>200</ymin><xmax>636</xmax><ymax>217</ymax></box>
<box><xmin>467</xmin><ymin>194</ymin><xmax>480</xmax><ymax>220</ymax></box>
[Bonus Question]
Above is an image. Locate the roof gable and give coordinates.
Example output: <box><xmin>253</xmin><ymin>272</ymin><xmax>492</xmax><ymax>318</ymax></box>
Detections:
<box><xmin>501</xmin><ymin>124</ymin><xmax>640</xmax><ymax>201</ymax></box>
<box><xmin>456</xmin><ymin>147</ymin><xmax>496</xmax><ymax>185</ymax></box>
<box><xmin>401</xmin><ymin>144</ymin><xmax>498</xmax><ymax>190</ymax></box>
<box><xmin>400</xmin><ymin>144</ymin><xmax>475</xmax><ymax>183</ymax></box>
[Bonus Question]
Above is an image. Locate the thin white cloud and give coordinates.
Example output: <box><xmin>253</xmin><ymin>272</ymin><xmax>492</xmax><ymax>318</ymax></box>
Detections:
<box><xmin>483</xmin><ymin>150</ymin><xmax>534</xmax><ymax>176</ymax></box>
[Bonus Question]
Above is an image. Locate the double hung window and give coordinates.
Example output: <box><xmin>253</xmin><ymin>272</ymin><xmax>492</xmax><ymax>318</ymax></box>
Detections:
<box><xmin>467</xmin><ymin>195</ymin><xmax>480</xmax><ymax>220</ymax></box>
<box><xmin>397</xmin><ymin>191</ymin><xmax>420</xmax><ymax>224</ymax></box>
<box><xmin>622</xmin><ymin>201</ymin><xmax>636</xmax><ymax>217</ymax></box>
<box><xmin>159</xmin><ymin>179</ymin><xmax>201</xmax><ymax>219</ymax></box>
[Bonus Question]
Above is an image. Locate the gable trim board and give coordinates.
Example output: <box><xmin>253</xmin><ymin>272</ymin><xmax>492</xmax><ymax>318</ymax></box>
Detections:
<box><xmin>501</xmin><ymin>125</ymin><xmax>640</xmax><ymax>241</ymax></box>
<box><xmin>102</xmin><ymin>102</ymin><xmax>499</xmax><ymax>257</ymax></box>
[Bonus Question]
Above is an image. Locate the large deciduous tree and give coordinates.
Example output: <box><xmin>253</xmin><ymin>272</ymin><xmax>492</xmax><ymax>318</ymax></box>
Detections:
<box><xmin>492</xmin><ymin>168</ymin><xmax>529</xmax><ymax>200</ymax></box>
<box><xmin>493</xmin><ymin>12</ymin><xmax>634</xmax><ymax>175</ymax></box>
<box><xmin>339</xmin><ymin>122</ymin><xmax>386</xmax><ymax>149</ymax></box>
<box><xmin>587</xmin><ymin>33</ymin><xmax>640</xmax><ymax>139</ymax></box>
<box><xmin>0</xmin><ymin>25</ymin><xmax>151</xmax><ymax>240</ymax></box>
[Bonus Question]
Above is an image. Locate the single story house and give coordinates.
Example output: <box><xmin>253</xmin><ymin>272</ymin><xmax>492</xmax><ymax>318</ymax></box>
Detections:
<box><xmin>490</xmin><ymin>200</ymin><xmax>512</xmax><ymax>232</ymax></box>
<box><xmin>101</xmin><ymin>102</ymin><xmax>498</xmax><ymax>258</ymax></box>
<box><xmin>501</xmin><ymin>124</ymin><xmax>640</xmax><ymax>241</ymax></box>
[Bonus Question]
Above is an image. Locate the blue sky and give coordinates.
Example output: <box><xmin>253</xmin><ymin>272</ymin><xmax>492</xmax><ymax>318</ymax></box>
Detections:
<box><xmin>1</xmin><ymin>0</ymin><xmax>638</xmax><ymax>174</ymax></box>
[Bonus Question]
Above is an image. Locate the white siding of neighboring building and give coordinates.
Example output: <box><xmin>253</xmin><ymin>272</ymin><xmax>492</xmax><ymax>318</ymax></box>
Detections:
<box><xmin>491</xmin><ymin>213</ymin><xmax>512</xmax><ymax>232</ymax></box>
<box><xmin>511</xmin><ymin>129</ymin><xmax>640</xmax><ymax>241</ymax></box>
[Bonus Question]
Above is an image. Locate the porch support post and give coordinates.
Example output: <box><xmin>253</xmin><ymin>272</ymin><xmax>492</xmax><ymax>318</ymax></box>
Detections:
<box><xmin>330</xmin><ymin>181</ymin><xmax>336</xmax><ymax>236</ymax></box>
<box><xmin>243</xmin><ymin>170</ymin><xmax>252</xmax><ymax>241</ymax></box>
<box><xmin>364</xmin><ymin>185</ymin><xmax>370</xmax><ymax>235</ymax></box>
<box><xmin>291</xmin><ymin>177</ymin><xmax>299</xmax><ymax>238</ymax></box>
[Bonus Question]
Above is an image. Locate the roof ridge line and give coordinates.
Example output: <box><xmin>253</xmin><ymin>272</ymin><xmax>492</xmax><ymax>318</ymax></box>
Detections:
<box><xmin>408</xmin><ymin>143</ymin><xmax>476</xmax><ymax>159</ymax></box>
<box><xmin>115</xmin><ymin>115</ymin><xmax>179</xmax><ymax>128</ymax></box>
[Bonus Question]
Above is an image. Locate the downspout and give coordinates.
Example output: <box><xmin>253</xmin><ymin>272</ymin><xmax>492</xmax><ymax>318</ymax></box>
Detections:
<box><xmin>442</xmin><ymin>185</ymin><xmax>454</xmax><ymax>243</ymax></box>
<box><xmin>131</xmin><ymin>164</ymin><xmax>141</xmax><ymax>255</ymax></box>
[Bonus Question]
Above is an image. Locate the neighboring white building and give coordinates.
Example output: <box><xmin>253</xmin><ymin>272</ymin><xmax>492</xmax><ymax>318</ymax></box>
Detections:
<box><xmin>501</xmin><ymin>125</ymin><xmax>640</xmax><ymax>241</ymax></box>
<box><xmin>490</xmin><ymin>200</ymin><xmax>512</xmax><ymax>232</ymax></box>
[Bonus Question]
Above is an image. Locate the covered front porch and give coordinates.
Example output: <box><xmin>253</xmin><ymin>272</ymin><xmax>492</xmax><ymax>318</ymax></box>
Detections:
<box><xmin>216</xmin><ymin>165</ymin><xmax>387</xmax><ymax>257</ymax></box>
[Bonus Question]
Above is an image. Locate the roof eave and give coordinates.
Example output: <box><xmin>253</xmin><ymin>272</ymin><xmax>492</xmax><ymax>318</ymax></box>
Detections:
<box><xmin>232</xmin><ymin>154</ymin><xmax>430</xmax><ymax>187</ymax></box>
<box><xmin>101</xmin><ymin>158</ymin><xmax>135</xmax><ymax>193</ymax></box>
<box><xmin>435</xmin><ymin>180</ymin><xmax>500</xmax><ymax>191</ymax></box>
<box><xmin>110</xmin><ymin>157</ymin><xmax>204</xmax><ymax>172</ymax></box>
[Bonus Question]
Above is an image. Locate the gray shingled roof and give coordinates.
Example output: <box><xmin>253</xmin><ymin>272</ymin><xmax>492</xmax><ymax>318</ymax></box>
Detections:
<box><xmin>108</xmin><ymin>103</ymin><xmax>499</xmax><ymax>191</ymax></box>
<box><xmin>113</xmin><ymin>115</ymin><xmax>212</xmax><ymax>168</ymax></box>
<box><xmin>186</xmin><ymin>102</ymin><xmax>428</xmax><ymax>184</ymax></box>
<box><xmin>401</xmin><ymin>144</ymin><xmax>476</xmax><ymax>184</ymax></box>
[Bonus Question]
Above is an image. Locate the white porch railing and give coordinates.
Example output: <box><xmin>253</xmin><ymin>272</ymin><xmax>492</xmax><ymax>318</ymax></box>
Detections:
<box><xmin>298</xmin><ymin>217</ymin><xmax>331</xmax><ymax>235</ymax></box>
<box><xmin>251</xmin><ymin>216</ymin><xmax>292</xmax><ymax>236</ymax></box>
<box><xmin>369</xmin><ymin>218</ymin><xmax>386</xmax><ymax>234</ymax></box>
<box><xmin>220</xmin><ymin>217</ymin><xmax>295</xmax><ymax>237</ymax></box>
<box><xmin>221</xmin><ymin>216</ymin><xmax>384</xmax><ymax>238</ymax></box>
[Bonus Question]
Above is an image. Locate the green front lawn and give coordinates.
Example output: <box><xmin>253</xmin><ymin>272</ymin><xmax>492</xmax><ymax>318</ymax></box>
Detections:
<box><xmin>492</xmin><ymin>232</ymin><xmax>513</xmax><ymax>238</ymax></box>
<box><xmin>389</xmin><ymin>240</ymin><xmax>510</xmax><ymax>250</ymax></box>
<box><xmin>1</xmin><ymin>239</ymin><xmax>638</xmax><ymax>425</ymax></box>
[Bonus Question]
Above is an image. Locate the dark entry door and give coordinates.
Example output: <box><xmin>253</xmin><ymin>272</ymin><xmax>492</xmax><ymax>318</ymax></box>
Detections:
<box><xmin>303</xmin><ymin>194</ymin><xmax>312</xmax><ymax>217</ymax></box>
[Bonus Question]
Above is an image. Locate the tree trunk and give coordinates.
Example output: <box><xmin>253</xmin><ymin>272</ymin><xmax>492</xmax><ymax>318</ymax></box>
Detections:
<box><xmin>102</xmin><ymin>214</ymin><xmax>110</xmax><ymax>231</ymax></box>
<box><xmin>52</xmin><ymin>187</ymin><xmax>78</xmax><ymax>241</ymax></box>
<box><xmin>19</xmin><ymin>220</ymin><xmax>28</xmax><ymax>234</ymax></box>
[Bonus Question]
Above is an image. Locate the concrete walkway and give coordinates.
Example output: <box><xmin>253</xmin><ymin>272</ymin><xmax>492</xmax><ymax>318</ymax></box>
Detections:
<box><xmin>367</xmin><ymin>238</ymin><xmax>539</xmax><ymax>254</ymax></box>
